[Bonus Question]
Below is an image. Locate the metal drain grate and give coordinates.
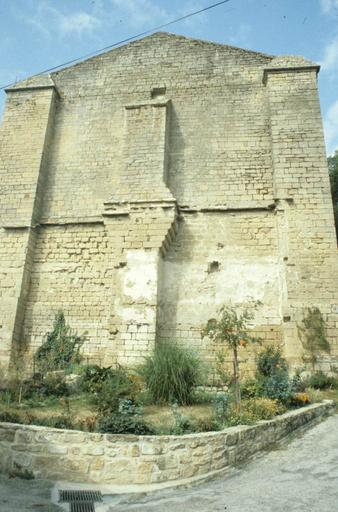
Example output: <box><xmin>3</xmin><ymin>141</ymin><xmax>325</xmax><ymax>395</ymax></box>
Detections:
<box><xmin>59</xmin><ymin>490</ymin><xmax>102</xmax><ymax>503</ymax></box>
<box><xmin>70</xmin><ymin>502</ymin><xmax>96</xmax><ymax>512</ymax></box>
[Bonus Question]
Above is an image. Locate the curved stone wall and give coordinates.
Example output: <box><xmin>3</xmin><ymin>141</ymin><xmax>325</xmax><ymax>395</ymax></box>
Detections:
<box><xmin>0</xmin><ymin>401</ymin><xmax>333</xmax><ymax>488</ymax></box>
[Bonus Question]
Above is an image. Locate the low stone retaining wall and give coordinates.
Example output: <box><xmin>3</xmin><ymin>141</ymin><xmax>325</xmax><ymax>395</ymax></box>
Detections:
<box><xmin>0</xmin><ymin>401</ymin><xmax>334</xmax><ymax>487</ymax></box>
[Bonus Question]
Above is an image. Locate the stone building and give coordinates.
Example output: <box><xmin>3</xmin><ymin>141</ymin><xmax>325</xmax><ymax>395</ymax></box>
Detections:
<box><xmin>0</xmin><ymin>32</ymin><xmax>337</xmax><ymax>372</ymax></box>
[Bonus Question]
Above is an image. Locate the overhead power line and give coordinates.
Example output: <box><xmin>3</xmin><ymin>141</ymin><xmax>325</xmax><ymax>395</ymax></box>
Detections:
<box><xmin>0</xmin><ymin>0</ymin><xmax>231</xmax><ymax>91</ymax></box>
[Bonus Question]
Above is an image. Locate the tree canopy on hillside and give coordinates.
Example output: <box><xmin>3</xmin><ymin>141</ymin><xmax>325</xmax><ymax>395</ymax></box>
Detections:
<box><xmin>328</xmin><ymin>151</ymin><xmax>338</xmax><ymax>241</ymax></box>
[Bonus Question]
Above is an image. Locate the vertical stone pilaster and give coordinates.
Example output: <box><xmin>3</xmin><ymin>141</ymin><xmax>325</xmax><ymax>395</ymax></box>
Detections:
<box><xmin>265</xmin><ymin>59</ymin><xmax>338</xmax><ymax>368</ymax></box>
<box><xmin>0</xmin><ymin>78</ymin><xmax>57</xmax><ymax>369</ymax></box>
<box><xmin>103</xmin><ymin>98</ymin><xmax>177</xmax><ymax>365</ymax></box>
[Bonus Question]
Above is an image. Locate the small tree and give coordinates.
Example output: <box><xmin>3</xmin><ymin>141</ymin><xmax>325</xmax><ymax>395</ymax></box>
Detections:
<box><xmin>202</xmin><ymin>303</ymin><xmax>260</xmax><ymax>410</ymax></box>
<box><xmin>34</xmin><ymin>311</ymin><xmax>84</xmax><ymax>372</ymax></box>
<box><xmin>298</xmin><ymin>307</ymin><xmax>330</xmax><ymax>373</ymax></box>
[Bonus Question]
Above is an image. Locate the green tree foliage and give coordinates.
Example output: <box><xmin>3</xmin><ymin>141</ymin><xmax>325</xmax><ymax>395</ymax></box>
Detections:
<box><xmin>328</xmin><ymin>150</ymin><xmax>338</xmax><ymax>240</ymax></box>
<box><xmin>80</xmin><ymin>364</ymin><xmax>136</xmax><ymax>413</ymax></box>
<box><xmin>202</xmin><ymin>303</ymin><xmax>261</xmax><ymax>410</ymax></box>
<box><xmin>34</xmin><ymin>311</ymin><xmax>83</xmax><ymax>372</ymax></box>
<box><xmin>255</xmin><ymin>345</ymin><xmax>293</xmax><ymax>405</ymax></box>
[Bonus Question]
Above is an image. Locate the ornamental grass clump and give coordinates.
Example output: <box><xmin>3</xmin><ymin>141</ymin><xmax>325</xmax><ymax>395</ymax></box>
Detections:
<box><xmin>139</xmin><ymin>343</ymin><xmax>203</xmax><ymax>405</ymax></box>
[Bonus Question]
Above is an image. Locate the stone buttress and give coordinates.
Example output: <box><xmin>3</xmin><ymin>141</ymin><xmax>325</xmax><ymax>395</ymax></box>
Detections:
<box><xmin>264</xmin><ymin>57</ymin><xmax>338</xmax><ymax>368</ymax></box>
<box><xmin>0</xmin><ymin>77</ymin><xmax>57</xmax><ymax>368</ymax></box>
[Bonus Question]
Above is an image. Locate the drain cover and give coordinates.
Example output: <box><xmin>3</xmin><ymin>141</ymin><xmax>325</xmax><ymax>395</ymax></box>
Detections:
<box><xmin>59</xmin><ymin>490</ymin><xmax>102</xmax><ymax>503</ymax></box>
<box><xmin>70</xmin><ymin>502</ymin><xmax>96</xmax><ymax>512</ymax></box>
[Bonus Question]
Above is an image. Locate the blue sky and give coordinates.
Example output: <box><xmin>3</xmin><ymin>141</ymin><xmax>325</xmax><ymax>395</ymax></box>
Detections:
<box><xmin>1</xmin><ymin>0</ymin><xmax>338</xmax><ymax>154</ymax></box>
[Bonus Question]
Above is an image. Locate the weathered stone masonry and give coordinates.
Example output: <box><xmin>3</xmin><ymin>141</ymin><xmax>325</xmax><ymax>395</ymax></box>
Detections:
<box><xmin>0</xmin><ymin>32</ymin><xmax>337</xmax><ymax>371</ymax></box>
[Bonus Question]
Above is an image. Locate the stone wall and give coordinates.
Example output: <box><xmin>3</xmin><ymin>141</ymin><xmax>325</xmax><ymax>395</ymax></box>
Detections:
<box><xmin>0</xmin><ymin>401</ymin><xmax>333</xmax><ymax>487</ymax></box>
<box><xmin>0</xmin><ymin>32</ymin><xmax>337</xmax><ymax>371</ymax></box>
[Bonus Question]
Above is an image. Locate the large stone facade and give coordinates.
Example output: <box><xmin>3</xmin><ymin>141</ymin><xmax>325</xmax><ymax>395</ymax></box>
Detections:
<box><xmin>0</xmin><ymin>32</ymin><xmax>337</xmax><ymax>372</ymax></box>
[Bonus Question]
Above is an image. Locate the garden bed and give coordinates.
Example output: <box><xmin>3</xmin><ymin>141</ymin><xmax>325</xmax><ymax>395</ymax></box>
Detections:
<box><xmin>0</xmin><ymin>401</ymin><xmax>334</xmax><ymax>488</ymax></box>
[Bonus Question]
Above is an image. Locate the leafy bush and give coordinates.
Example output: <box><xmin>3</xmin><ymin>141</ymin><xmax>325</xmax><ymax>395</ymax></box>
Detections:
<box><xmin>256</xmin><ymin>345</ymin><xmax>293</xmax><ymax>405</ymax></box>
<box><xmin>241</xmin><ymin>378</ymin><xmax>262</xmax><ymax>399</ymax></box>
<box><xmin>98</xmin><ymin>400</ymin><xmax>154</xmax><ymax>435</ymax></box>
<box><xmin>31</xmin><ymin>414</ymin><xmax>77</xmax><ymax>430</ymax></box>
<box><xmin>225</xmin><ymin>409</ymin><xmax>257</xmax><ymax>426</ymax></box>
<box><xmin>307</xmin><ymin>370</ymin><xmax>338</xmax><ymax>390</ymax></box>
<box><xmin>0</xmin><ymin>409</ymin><xmax>26</xmax><ymax>424</ymax></box>
<box><xmin>195</xmin><ymin>417</ymin><xmax>221</xmax><ymax>432</ymax></box>
<box><xmin>81</xmin><ymin>365</ymin><xmax>136</xmax><ymax>413</ymax></box>
<box><xmin>244</xmin><ymin>397</ymin><xmax>284</xmax><ymax>420</ymax></box>
<box><xmin>34</xmin><ymin>312</ymin><xmax>83</xmax><ymax>372</ymax></box>
<box><xmin>25</xmin><ymin>413</ymin><xmax>79</xmax><ymax>430</ymax></box>
<box><xmin>261</xmin><ymin>372</ymin><xmax>293</xmax><ymax>404</ymax></box>
<box><xmin>0</xmin><ymin>408</ymin><xmax>77</xmax><ymax>430</ymax></box>
<box><xmin>191</xmin><ymin>389</ymin><xmax>218</xmax><ymax>404</ymax></box>
<box><xmin>139</xmin><ymin>343</ymin><xmax>203</xmax><ymax>405</ymax></box>
<box><xmin>290</xmin><ymin>369</ymin><xmax>308</xmax><ymax>393</ymax></box>
<box><xmin>256</xmin><ymin>345</ymin><xmax>288</xmax><ymax>377</ymax></box>
<box><xmin>169</xmin><ymin>403</ymin><xmax>196</xmax><ymax>435</ymax></box>
<box><xmin>213</xmin><ymin>393</ymin><xmax>230</xmax><ymax>423</ymax></box>
<box><xmin>23</xmin><ymin>373</ymin><xmax>69</xmax><ymax>399</ymax></box>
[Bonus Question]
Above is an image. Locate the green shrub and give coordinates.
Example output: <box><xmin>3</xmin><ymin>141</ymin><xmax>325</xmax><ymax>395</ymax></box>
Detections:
<box><xmin>256</xmin><ymin>345</ymin><xmax>288</xmax><ymax>378</ymax></box>
<box><xmin>169</xmin><ymin>403</ymin><xmax>196</xmax><ymax>435</ymax></box>
<box><xmin>23</xmin><ymin>373</ymin><xmax>69</xmax><ymax>399</ymax></box>
<box><xmin>261</xmin><ymin>372</ymin><xmax>293</xmax><ymax>404</ymax></box>
<box><xmin>241</xmin><ymin>378</ymin><xmax>262</xmax><ymax>399</ymax></box>
<box><xmin>225</xmin><ymin>409</ymin><xmax>257</xmax><ymax>426</ymax></box>
<box><xmin>290</xmin><ymin>369</ymin><xmax>308</xmax><ymax>392</ymax></box>
<box><xmin>98</xmin><ymin>400</ymin><xmax>154</xmax><ymax>435</ymax></box>
<box><xmin>81</xmin><ymin>365</ymin><xmax>136</xmax><ymax>413</ymax></box>
<box><xmin>191</xmin><ymin>389</ymin><xmax>218</xmax><ymax>404</ymax></box>
<box><xmin>35</xmin><ymin>311</ymin><xmax>83</xmax><ymax>372</ymax></box>
<box><xmin>195</xmin><ymin>417</ymin><xmax>221</xmax><ymax>432</ymax></box>
<box><xmin>139</xmin><ymin>343</ymin><xmax>203</xmax><ymax>405</ymax></box>
<box><xmin>244</xmin><ymin>397</ymin><xmax>284</xmax><ymax>420</ymax></box>
<box><xmin>0</xmin><ymin>409</ymin><xmax>26</xmax><ymax>424</ymax></box>
<box><xmin>256</xmin><ymin>345</ymin><xmax>293</xmax><ymax>405</ymax></box>
<box><xmin>31</xmin><ymin>414</ymin><xmax>77</xmax><ymax>430</ymax></box>
<box><xmin>212</xmin><ymin>393</ymin><xmax>230</xmax><ymax>423</ymax></box>
<box><xmin>307</xmin><ymin>370</ymin><xmax>338</xmax><ymax>390</ymax></box>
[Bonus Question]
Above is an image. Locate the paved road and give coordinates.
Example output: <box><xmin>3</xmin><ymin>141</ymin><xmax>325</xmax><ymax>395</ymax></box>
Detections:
<box><xmin>111</xmin><ymin>414</ymin><xmax>338</xmax><ymax>512</ymax></box>
<box><xmin>1</xmin><ymin>414</ymin><xmax>337</xmax><ymax>512</ymax></box>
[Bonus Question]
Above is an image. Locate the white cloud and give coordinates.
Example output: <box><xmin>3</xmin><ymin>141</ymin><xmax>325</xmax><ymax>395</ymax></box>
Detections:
<box><xmin>320</xmin><ymin>35</ymin><xmax>338</xmax><ymax>71</ymax></box>
<box><xmin>60</xmin><ymin>12</ymin><xmax>101</xmax><ymax>36</ymax></box>
<box><xmin>228</xmin><ymin>23</ymin><xmax>252</xmax><ymax>48</ymax></box>
<box><xmin>320</xmin><ymin>0</ymin><xmax>338</xmax><ymax>14</ymax></box>
<box><xmin>109</xmin><ymin>0</ymin><xmax>168</xmax><ymax>28</ymax></box>
<box><xmin>323</xmin><ymin>99</ymin><xmax>338</xmax><ymax>155</ymax></box>
<box><xmin>26</xmin><ymin>2</ymin><xmax>101</xmax><ymax>39</ymax></box>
